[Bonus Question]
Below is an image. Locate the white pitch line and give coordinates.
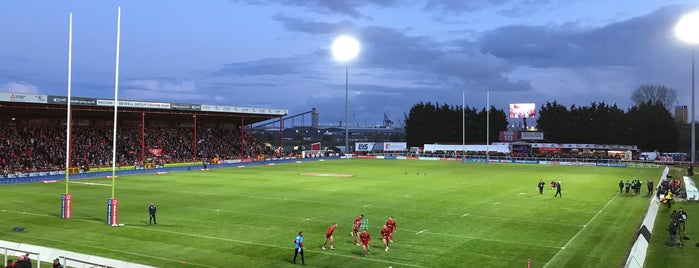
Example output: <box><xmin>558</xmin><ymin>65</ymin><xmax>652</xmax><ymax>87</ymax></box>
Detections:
<box><xmin>126</xmin><ymin>225</ymin><xmax>425</xmax><ymax>267</ymax></box>
<box><xmin>542</xmin><ymin>193</ymin><xmax>619</xmax><ymax>268</ymax></box>
<box><xmin>70</xmin><ymin>181</ymin><xmax>111</xmax><ymax>186</ymax></box>
<box><xmin>0</xmin><ymin>209</ymin><xmax>423</xmax><ymax>267</ymax></box>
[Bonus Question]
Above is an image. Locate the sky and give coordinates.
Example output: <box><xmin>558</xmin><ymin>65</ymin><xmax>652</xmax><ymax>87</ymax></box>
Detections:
<box><xmin>1</xmin><ymin>0</ymin><xmax>699</xmax><ymax>128</ymax></box>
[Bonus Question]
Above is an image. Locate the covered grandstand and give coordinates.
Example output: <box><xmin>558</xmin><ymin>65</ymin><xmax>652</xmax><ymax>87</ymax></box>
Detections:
<box><xmin>0</xmin><ymin>92</ymin><xmax>287</xmax><ymax>177</ymax></box>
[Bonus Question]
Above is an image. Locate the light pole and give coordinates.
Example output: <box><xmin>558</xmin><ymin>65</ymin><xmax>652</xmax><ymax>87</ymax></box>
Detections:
<box><xmin>676</xmin><ymin>11</ymin><xmax>699</xmax><ymax>164</ymax></box>
<box><xmin>332</xmin><ymin>35</ymin><xmax>360</xmax><ymax>155</ymax></box>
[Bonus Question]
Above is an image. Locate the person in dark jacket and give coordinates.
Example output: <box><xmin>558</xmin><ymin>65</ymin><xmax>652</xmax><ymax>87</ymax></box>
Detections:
<box><xmin>148</xmin><ymin>201</ymin><xmax>157</xmax><ymax>225</ymax></box>
<box><xmin>618</xmin><ymin>180</ymin><xmax>624</xmax><ymax>194</ymax></box>
<box><xmin>554</xmin><ymin>181</ymin><xmax>562</xmax><ymax>197</ymax></box>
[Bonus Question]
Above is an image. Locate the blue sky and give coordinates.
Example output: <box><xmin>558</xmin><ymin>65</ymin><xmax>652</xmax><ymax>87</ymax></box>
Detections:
<box><xmin>1</xmin><ymin>0</ymin><xmax>699</xmax><ymax>127</ymax></box>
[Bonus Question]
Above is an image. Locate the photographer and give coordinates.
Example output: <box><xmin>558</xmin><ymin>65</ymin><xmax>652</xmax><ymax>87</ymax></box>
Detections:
<box><xmin>678</xmin><ymin>207</ymin><xmax>688</xmax><ymax>234</ymax></box>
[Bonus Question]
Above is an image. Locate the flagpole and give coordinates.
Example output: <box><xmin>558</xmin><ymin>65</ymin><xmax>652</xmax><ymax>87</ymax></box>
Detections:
<box><xmin>111</xmin><ymin>7</ymin><xmax>121</xmax><ymax>198</ymax></box>
<box><xmin>486</xmin><ymin>90</ymin><xmax>490</xmax><ymax>164</ymax></box>
<box><xmin>462</xmin><ymin>91</ymin><xmax>465</xmax><ymax>163</ymax></box>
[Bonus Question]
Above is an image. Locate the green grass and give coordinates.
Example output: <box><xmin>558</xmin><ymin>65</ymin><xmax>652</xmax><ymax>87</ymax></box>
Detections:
<box><xmin>0</xmin><ymin>159</ymin><xmax>664</xmax><ymax>267</ymax></box>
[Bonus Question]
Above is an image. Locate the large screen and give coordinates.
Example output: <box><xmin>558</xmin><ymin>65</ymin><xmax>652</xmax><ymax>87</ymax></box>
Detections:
<box><xmin>509</xmin><ymin>103</ymin><xmax>536</xmax><ymax>119</ymax></box>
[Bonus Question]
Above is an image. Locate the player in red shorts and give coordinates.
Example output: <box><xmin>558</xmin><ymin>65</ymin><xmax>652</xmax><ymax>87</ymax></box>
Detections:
<box><xmin>380</xmin><ymin>224</ymin><xmax>392</xmax><ymax>252</ymax></box>
<box><xmin>385</xmin><ymin>216</ymin><xmax>396</xmax><ymax>242</ymax></box>
<box><xmin>359</xmin><ymin>230</ymin><xmax>371</xmax><ymax>256</ymax></box>
<box><xmin>352</xmin><ymin>215</ymin><xmax>363</xmax><ymax>245</ymax></box>
<box><xmin>322</xmin><ymin>223</ymin><xmax>337</xmax><ymax>250</ymax></box>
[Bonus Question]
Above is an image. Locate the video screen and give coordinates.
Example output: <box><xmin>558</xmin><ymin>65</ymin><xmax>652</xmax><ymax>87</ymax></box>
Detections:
<box><xmin>509</xmin><ymin>103</ymin><xmax>536</xmax><ymax>119</ymax></box>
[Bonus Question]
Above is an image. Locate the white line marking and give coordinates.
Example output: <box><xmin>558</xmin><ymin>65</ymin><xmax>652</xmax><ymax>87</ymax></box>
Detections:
<box><xmin>542</xmin><ymin>193</ymin><xmax>619</xmax><ymax>268</ymax></box>
<box><xmin>70</xmin><ymin>181</ymin><xmax>111</xmax><ymax>186</ymax></box>
<box><xmin>413</xmin><ymin>229</ymin><xmax>560</xmax><ymax>249</ymax></box>
<box><xmin>0</xmin><ymin>209</ymin><xmax>424</xmax><ymax>267</ymax></box>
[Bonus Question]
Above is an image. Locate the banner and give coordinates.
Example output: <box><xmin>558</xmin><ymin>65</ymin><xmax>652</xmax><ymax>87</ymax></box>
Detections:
<box><xmin>148</xmin><ymin>148</ymin><xmax>163</xmax><ymax>156</ymax></box>
<box><xmin>355</xmin><ymin>142</ymin><xmax>375</xmax><ymax>152</ymax></box>
<box><xmin>383</xmin><ymin>142</ymin><xmax>407</xmax><ymax>151</ymax></box>
<box><xmin>107</xmin><ymin>198</ymin><xmax>119</xmax><ymax>225</ymax></box>
<box><xmin>520</xmin><ymin>132</ymin><xmax>544</xmax><ymax>140</ymax></box>
<box><xmin>310</xmin><ymin>142</ymin><xmax>321</xmax><ymax>150</ymax></box>
<box><xmin>0</xmin><ymin>92</ymin><xmax>48</xmax><ymax>103</ymax></box>
<box><xmin>61</xmin><ymin>193</ymin><xmax>72</xmax><ymax>219</ymax></box>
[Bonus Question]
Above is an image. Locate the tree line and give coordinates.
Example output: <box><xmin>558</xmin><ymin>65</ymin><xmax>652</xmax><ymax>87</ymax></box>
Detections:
<box><xmin>405</xmin><ymin>84</ymin><xmax>681</xmax><ymax>152</ymax></box>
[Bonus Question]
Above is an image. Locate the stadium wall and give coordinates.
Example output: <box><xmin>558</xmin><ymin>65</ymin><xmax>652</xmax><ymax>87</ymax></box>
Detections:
<box><xmin>0</xmin><ymin>157</ymin><xmax>340</xmax><ymax>185</ymax></box>
<box><xmin>356</xmin><ymin>155</ymin><xmax>628</xmax><ymax>167</ymax></box>
<box><xmin>624</xmin><ymin>166</ymin><xmax>669</xmax><ymax>268</ymax></box>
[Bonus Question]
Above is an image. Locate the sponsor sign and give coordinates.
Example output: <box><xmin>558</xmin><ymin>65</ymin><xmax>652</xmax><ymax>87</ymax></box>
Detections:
<box><xmin>170</xmin><ymin>102</ymin><xmax>202</xmax><ymax>111</ymax></box>
<box><xmin>0</xmin><ymin>92</ymin><xmax>48</xmax><ymax>103</ymax></box>
<box><xmin>48</xmin><ymin>96</ymin><xmax>98</xmax><ymax>105</ymax></box>
<box><xmin>97</xmin><ymin>99</ymin><xmax>171</xmax><ymax>109</ymax></box>
<box><xmin>201</xmin><ymin>104</ymin><xmax>287</xmax><ymax>115</ymax></box>
<box><xmin>61</xmin><ymin>193</ymin><xmax>72</xmax><ymax>219</ymax></box>
<box><xmin>355</xmin><ymin>142</ymin><xmax>375</xmax><ymax>152</ymax></box>
<box><xmin>383</xmin><ymin>142</ymin><xmax>407</xmax><ymax>151</ymax></box>
<box><xmin>107</xmin><ymin>198</ymin><xmax>119</xmax><ymax>225</ymax></box>
<box><xmin>499</xmin><ymin>131</ymin><xmax>519</xmax><ymax>141</ymax></box>
<box><xmin>520</xmin><ymin>132</ymin><xmax>544</xmax><ymax>140</ymax></box>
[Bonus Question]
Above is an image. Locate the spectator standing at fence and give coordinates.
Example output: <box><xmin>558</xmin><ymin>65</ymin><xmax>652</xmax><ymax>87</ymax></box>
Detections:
<box><xmin>6</xmin><ymin>259</ymin><xmax>15</xmax><ymax>268</ymax></box>
<box><xmin>15</xmin><ymin>253</ymin><xmax>30</xmax><ymax>268</ymax></box>
<box><xmin>148</xmin><ymin>201</ymin><xmax>157</xmax><ymax>225</ymax></box>
<box><xmin>52</xmin><ymin>258</ymin><xmax>63</xmax><ymax>268</ymax></box>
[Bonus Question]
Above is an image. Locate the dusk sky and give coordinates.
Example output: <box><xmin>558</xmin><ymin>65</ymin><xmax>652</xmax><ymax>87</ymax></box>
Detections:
<box><xmin>1</xmin><ymin>0</ymin><xmax>699</xmax><ymax>127</ymax></box>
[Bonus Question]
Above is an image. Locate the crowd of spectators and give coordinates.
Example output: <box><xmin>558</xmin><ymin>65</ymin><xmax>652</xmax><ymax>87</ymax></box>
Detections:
<box><xmin>0</xmin><ymin>125</ymin><xmax>280</xmax><ymax>174</ymax></box>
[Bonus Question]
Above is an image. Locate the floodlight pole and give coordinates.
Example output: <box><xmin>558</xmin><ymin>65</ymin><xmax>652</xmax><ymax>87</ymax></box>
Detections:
<box><xmin>692</xmin><ymin>45</ymin><xmax>696</xmax><ymax>164</ymax></box>
<box><xmin>345</xmin><ymin>62</ymin><xmax>349</xmax><ymax>155</ymax></box>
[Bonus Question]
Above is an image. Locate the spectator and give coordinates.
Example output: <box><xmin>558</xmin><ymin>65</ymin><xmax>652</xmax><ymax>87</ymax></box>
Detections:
<box><xmin>52</xmin><ymin>258</ymin><xmax>63</xmax><ymax>268</ymax></box>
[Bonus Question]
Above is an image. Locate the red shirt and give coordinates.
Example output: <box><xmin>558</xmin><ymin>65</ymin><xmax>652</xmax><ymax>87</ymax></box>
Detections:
<box><xmin>386</xmin><ymin>219</ymin><xmax>396</xmax><ymax>231</ymax></box>
<box><xmin>360</xmin><ymin>232</ymin><xmax>371</xmax><ymax>245</ymax></box>
<box><xmin>326</xmin><ymin>225</ymin><xmax>336</xmax><ymax>237</ymax></box>
<box><xmin>381</xmin><ymin>227</ymin><xmax>392</xmax><ymax>239</ymax></box>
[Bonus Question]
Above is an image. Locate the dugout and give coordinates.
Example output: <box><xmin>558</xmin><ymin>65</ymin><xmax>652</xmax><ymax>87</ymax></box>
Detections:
<box><xmin>0</xmin><ymin>92</ymin><xmax>288</xmax><ymax>170</ymax></box>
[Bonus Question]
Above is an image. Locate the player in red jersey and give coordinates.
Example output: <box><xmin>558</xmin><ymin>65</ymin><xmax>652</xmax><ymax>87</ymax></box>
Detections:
<box><xmin>352</xmin><ymin>215</ymin><xmax>363</xmax><ymax>245</ymax></box>
<box><xmin>359</xmin><ymin>230</ymin><xmax>371</xmax><ymax>256</ymax></box>
<box><xmin>385</xmin><ymin>216</ymin><xmax>396</xmax><ymax>242</ymax></box>
<box><xmin>322</xmin><ymin>223</ymin><xmax>337</xmax><ymax>250</ymax></box>
<box><xmin>380</xmin><ymin>224</ymin><xmax>392</xmax><ymax>252</ymax></box>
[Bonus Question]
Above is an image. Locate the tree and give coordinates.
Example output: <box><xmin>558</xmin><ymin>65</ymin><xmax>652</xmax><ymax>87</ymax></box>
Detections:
<box><xmin>631</xmin><ymin>84</ymin><xmax>678</xmax><ymax>110</ymax></box>
<box><xmin>627</xmin><ymin>102</ymin><xmax>679</xmax><ymax>152</ymax></box>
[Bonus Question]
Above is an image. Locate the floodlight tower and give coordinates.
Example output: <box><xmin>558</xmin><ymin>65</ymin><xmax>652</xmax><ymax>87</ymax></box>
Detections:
<box><xmin>676</xmin><ymin>11</ymin><xmax>699</xmax><ymax>164</ymax></box>
<box><xmin>332</xmin><ymin>35</ymin><xmax>360</xmax><ymax>155</ymax></box>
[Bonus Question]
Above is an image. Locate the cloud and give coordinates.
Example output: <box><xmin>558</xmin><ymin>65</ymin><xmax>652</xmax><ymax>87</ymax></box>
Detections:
<box><xmin>423</xmin><ymin>0</ymin><xmax>552</xmax><ymax>16</ymax></box>
<box><xmin>233</xmin><ymin>0</ymin><xmax>399</xmax><ymax>18</ymax></box>
<box><xmin>480</xmin><ymin>5</ymin><xmax>688</xmax><ymax>69</ymax></box>
<box><xmin>0</xmin><ymin>81</ymin><xmax>40</xmax><ymax>93</ymax></box>
<box><xmin>121</xmin><ymin>79</ymin><xmax>201</xmax><ymax>101</ymax></box>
